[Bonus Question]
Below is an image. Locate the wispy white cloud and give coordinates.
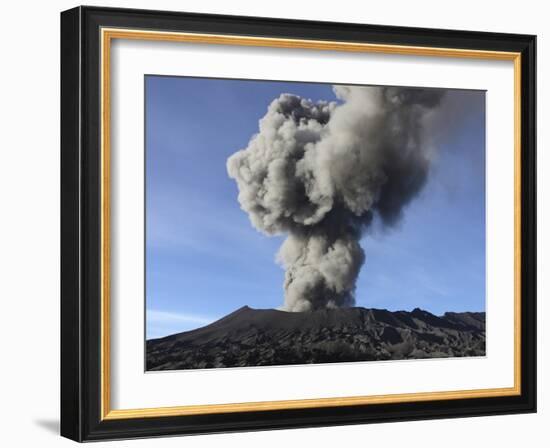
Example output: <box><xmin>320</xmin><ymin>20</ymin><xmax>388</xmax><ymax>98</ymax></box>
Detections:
<box><xmin>146</xmin><ymin>184</ymin><xmax>281</xmax><ymax>265</ymax></box>
<box><xmin>411</xmin><ymin>268</ymin><xmax>450</xmax><ymax>298</ymax></box>
<box><xmin>147</xmin><ymin>309</ymin><xmax>215</xmax><ymax>325</ymax></box>
<box><xmin>146</xmin><ymin>309</ymin><xmax>218</xmax><ymax>339</ymax></box>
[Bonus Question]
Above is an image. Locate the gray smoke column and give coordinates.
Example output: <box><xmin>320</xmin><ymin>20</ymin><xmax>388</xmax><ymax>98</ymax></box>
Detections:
<box><xmin>227</xmin><ymin>85</ymin><xmax>444</xmax><ymax>312</ymax></box>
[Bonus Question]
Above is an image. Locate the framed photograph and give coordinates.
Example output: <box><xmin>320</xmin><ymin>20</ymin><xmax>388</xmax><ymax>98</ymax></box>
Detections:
<box><xmin>60</xmin><ymin>6</ymin><xmax>536</xmax><ymax>442</ymax></box>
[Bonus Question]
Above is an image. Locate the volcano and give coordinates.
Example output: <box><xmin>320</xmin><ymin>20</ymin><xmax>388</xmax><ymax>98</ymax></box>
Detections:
<box><xmin>146</xmin><ymin>306</ymin><xmax>485</xmax><ymax>371</ymax></box>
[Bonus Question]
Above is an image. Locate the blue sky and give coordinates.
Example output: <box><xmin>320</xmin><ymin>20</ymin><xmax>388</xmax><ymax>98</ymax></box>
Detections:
<box><xmin>145</xmin><ymin>76</ymin><xmax>486</xmax><ymax>339</ymax></box>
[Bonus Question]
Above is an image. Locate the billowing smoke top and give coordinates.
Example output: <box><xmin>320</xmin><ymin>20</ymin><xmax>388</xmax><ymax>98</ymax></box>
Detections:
<box><xmin>227</xmin><ymin>85</ymin><xmax>444</xmax><ymax>312</ymax></box>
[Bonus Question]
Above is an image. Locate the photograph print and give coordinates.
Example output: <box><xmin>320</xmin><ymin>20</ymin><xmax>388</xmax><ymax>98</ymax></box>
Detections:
<box><xmin>145</xmin><ymin>76</ymin><xmax>486</xmax><ymax>371</ymax></box>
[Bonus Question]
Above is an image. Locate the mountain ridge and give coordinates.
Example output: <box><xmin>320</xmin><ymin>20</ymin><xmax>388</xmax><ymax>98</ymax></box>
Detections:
<box><xmin>146</xmin><ymin>306</ymin><xmax>486</xmax><ymax>371</ymax></box>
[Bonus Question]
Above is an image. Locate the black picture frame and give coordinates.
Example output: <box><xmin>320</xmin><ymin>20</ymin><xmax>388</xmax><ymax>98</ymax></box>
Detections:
<box><xmin>61</xmin><ymin>5</ymin><xmax>536</xmax><ymax>442</ymax></box>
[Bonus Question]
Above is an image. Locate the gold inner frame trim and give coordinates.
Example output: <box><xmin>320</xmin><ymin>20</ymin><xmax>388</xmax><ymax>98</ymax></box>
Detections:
<box><xmin>100</xmin><ymin>27</ymin><xmax>522</xmax><ymax>421</ymax></box>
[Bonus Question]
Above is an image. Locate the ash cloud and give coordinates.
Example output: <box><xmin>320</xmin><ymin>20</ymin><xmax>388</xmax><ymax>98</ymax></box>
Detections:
<box><xmin>227</xmin><ymin>85</ymin><xmax>444</xmax><ymax>312</ymax></box>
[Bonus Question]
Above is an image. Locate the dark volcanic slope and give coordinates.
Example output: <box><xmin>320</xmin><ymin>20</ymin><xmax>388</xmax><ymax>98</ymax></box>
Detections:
<box><xmin>146</xmin><ymin>306</ymin><xmax>485</xmax><ymax>371</ymax></box>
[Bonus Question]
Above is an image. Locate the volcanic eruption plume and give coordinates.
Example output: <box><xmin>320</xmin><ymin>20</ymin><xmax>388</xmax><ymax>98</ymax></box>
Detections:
<box><xmin>227</xmin><ymin>85</ymin><xmax>444</xmax><ymax>312</ymax></box>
